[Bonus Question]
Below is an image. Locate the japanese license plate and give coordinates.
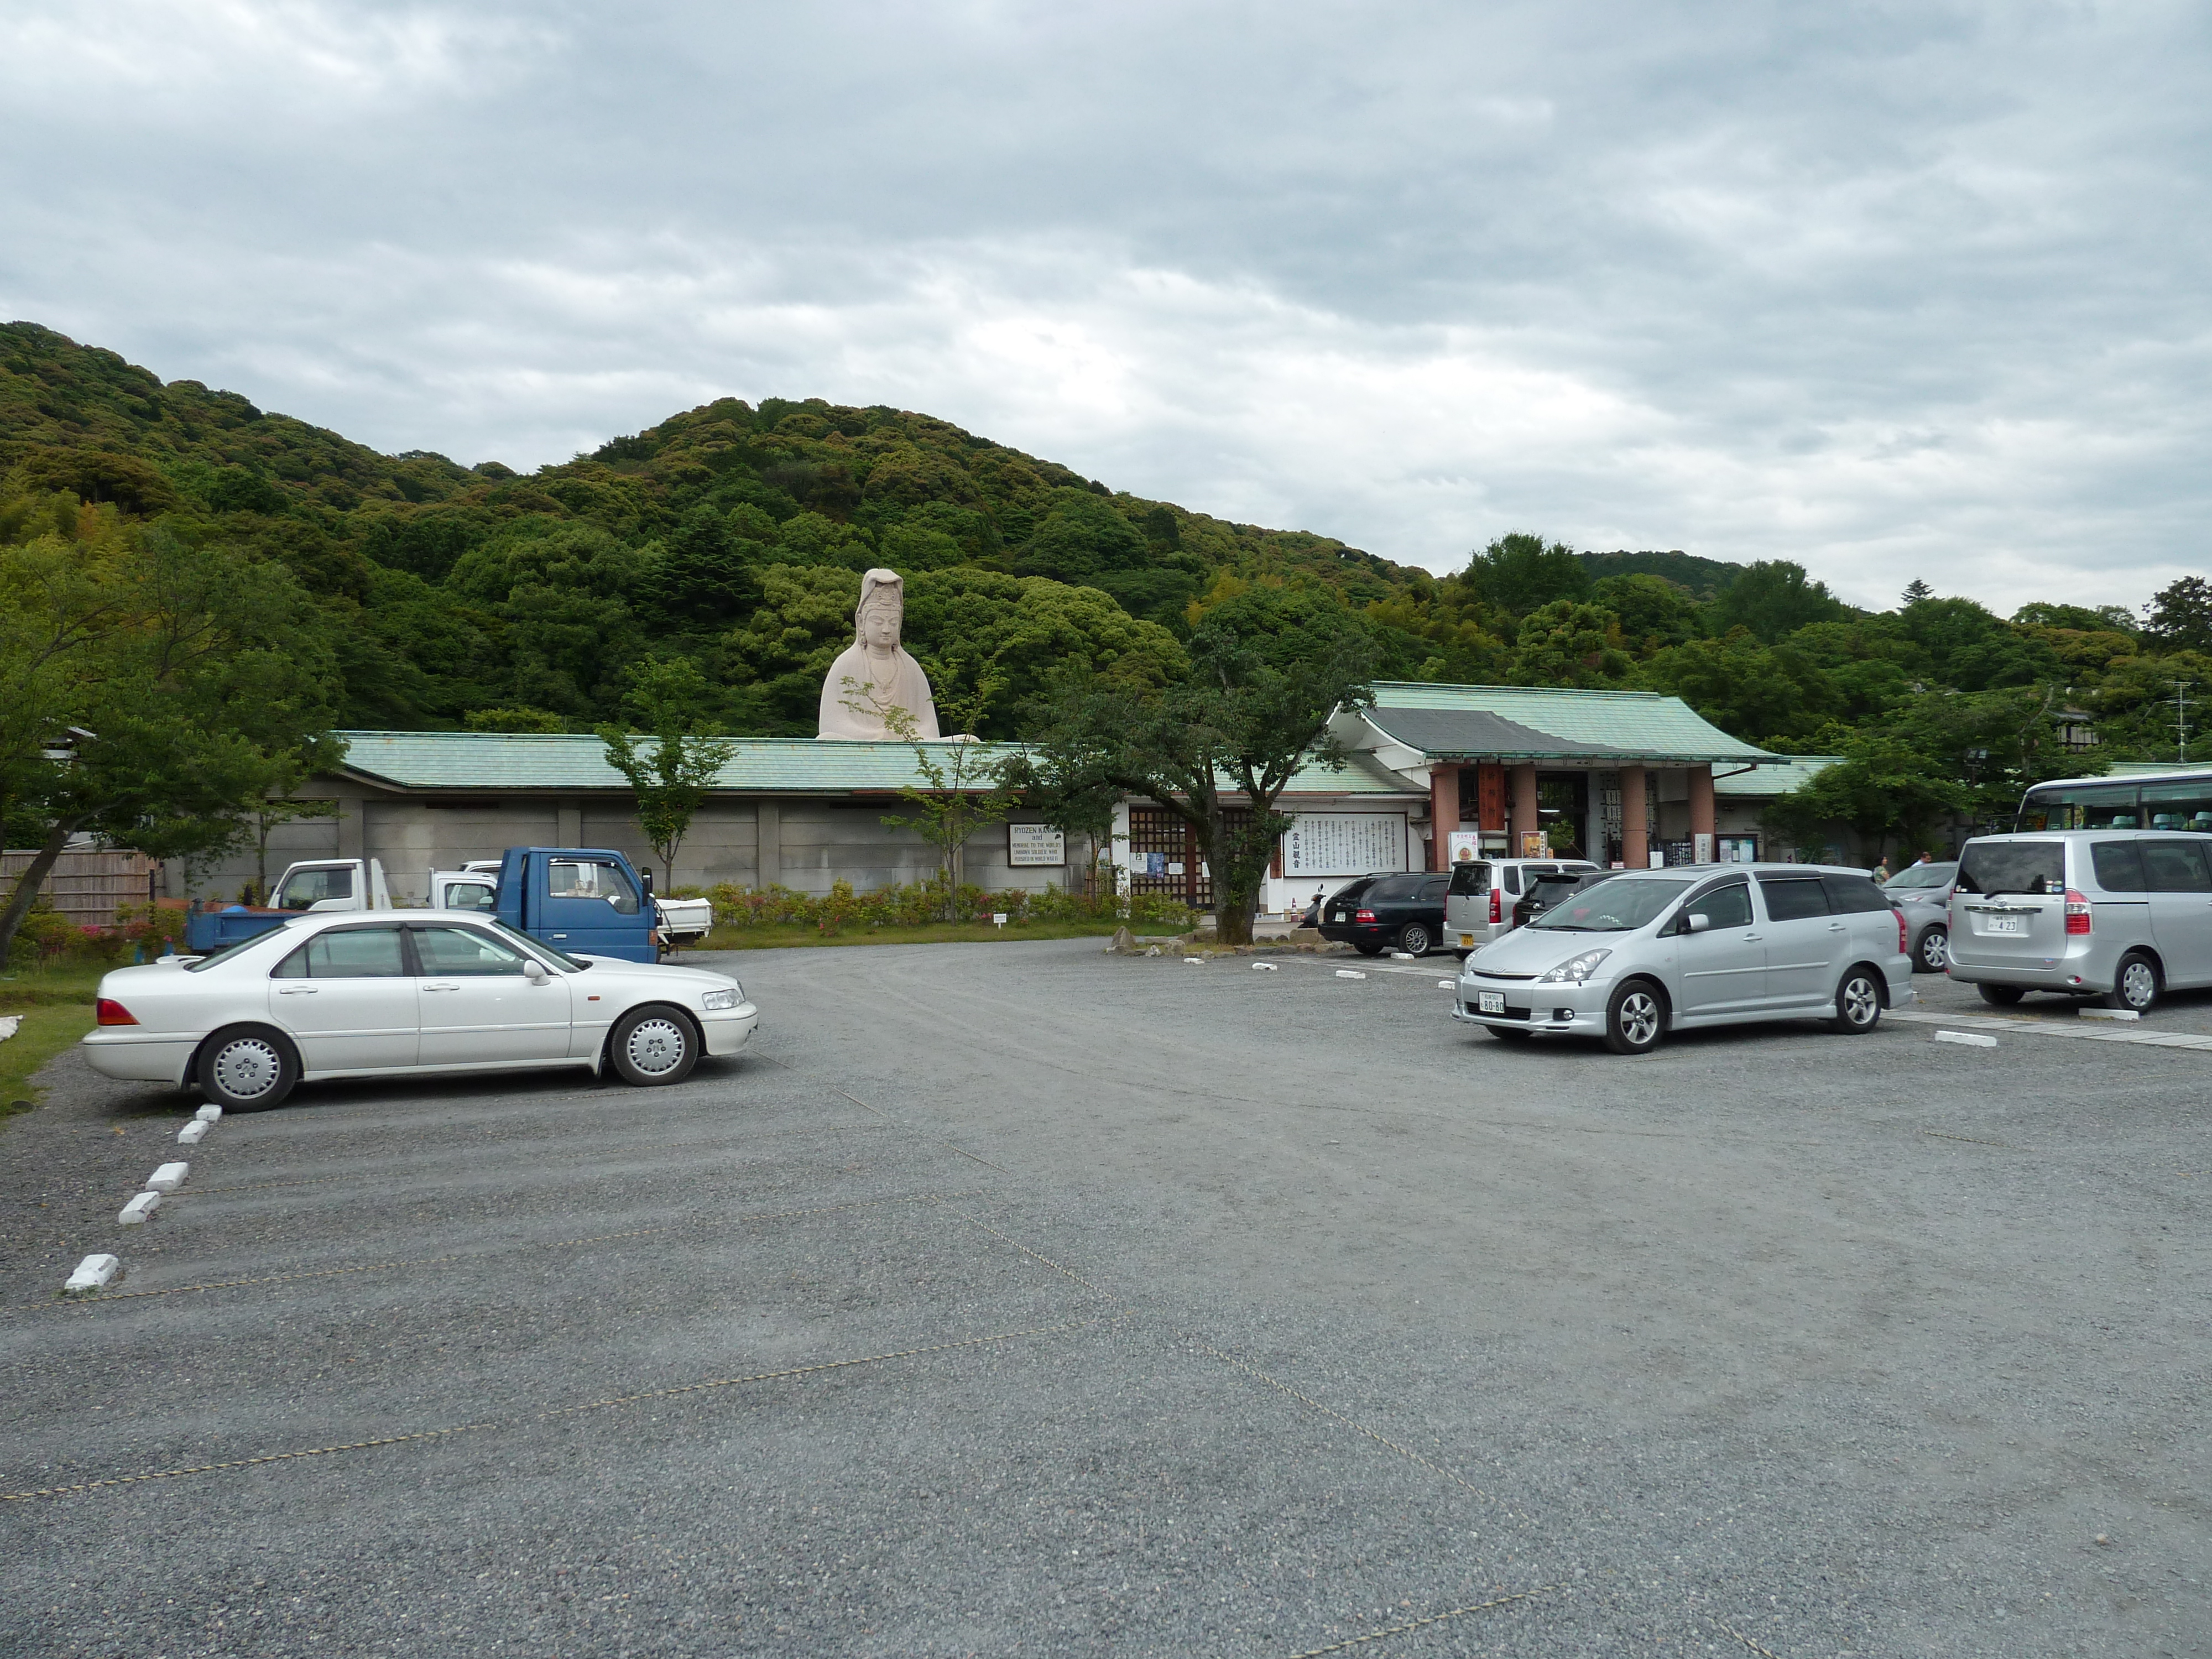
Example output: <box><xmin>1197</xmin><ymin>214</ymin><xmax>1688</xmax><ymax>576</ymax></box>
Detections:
<box><xmin>1985</xmin><ymin>914</ymin><xmax>2027</xmax><ymax>935</ymax></box>
<box><xmin>1459</xmin><ymin>933</ymin><xmax>1475</xmax><ymax>947</ymax></box>
<box><xmin>1478</xmin><ymin>991</ymin><xmax>1505</xmax><ymax>1013</ymax></box>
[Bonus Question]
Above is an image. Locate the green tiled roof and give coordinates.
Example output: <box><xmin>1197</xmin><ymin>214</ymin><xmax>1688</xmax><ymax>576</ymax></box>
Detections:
<box><xmin>1713</xmin><ymin>755</ymin><xmax>1839</xmax><ymax>796</ymax></box>
<box><xmin>331</xmin><ymin>731</ymin><xmax>1416</xmax><ymax>799</ymax></box>
<box><xmin>1358</xmin><ymin>683</ymin><xmax>1772</xmax><ymax>765</ymax></box>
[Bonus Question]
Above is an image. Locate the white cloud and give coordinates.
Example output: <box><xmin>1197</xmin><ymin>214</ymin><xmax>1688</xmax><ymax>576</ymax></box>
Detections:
<box><xmin>3</xmin><ymin>1</ymin><xmax>2208</xmax><ymax>617</ymax></box>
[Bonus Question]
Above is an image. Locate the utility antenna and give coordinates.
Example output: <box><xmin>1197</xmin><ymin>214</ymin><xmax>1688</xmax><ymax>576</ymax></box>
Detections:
<box><xmin>2173</xmin><ymin>679</ymin><xmax>2195</xmax><ymax>764</ymax></box>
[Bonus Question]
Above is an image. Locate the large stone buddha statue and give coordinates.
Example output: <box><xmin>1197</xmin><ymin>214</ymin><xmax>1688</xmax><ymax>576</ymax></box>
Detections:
<box><xmin>817</xmin><ymin>568</ymin><xmax>941</xmax><ymax>740</ymax></box>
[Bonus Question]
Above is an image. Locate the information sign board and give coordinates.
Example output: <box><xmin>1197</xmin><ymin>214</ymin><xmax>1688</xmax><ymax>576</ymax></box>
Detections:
<box><xmin>1008</xmin><ymin>824</ymin><xmax>1066</xmax><ymax>867</ymax></box>
<box><xmin>1281</xmin><ymin>813</ymin><xmax>1409</xmax><ymax>877</ymax></box>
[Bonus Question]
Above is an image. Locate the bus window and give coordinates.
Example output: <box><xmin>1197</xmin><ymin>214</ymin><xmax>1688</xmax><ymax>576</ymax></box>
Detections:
<box><xmin>2140</xmin><ymin>776</ymin><xmax>2212</xmax><ymax>833</ymax></box>
<box><xmin>2017</xmin><ymin>783</ymin><xmax>2137</xmax><ymax>832</ymax></box>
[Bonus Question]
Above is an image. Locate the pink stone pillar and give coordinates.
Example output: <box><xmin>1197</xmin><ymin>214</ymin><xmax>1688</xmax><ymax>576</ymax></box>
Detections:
<box><xmin>1510</xmin><ymin>764</ymin><xmax>1540</xmax><ymax>854</ymax></box>
<box><xmin>1428</xmin><ymin>764</ymin><xmax>1460</xmax><ymax>871</ymax></box>
<box><xmin>1620</xmin><ymin>765</ymin><xmax>1648</xmax><ymax>869</ymax></box>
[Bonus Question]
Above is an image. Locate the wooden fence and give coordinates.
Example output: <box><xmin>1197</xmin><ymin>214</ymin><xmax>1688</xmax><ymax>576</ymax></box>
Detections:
<box><xmin>1</xmin><ymin>849</ymin><xmax>160</xmax><ymax>930</ymax></box>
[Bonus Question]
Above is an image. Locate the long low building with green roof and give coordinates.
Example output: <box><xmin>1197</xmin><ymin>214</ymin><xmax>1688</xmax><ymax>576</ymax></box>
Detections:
<box><xmin>166</xmin><ymin>685</ymin><xmax>1824</xmax><ymax>914</ymax></box>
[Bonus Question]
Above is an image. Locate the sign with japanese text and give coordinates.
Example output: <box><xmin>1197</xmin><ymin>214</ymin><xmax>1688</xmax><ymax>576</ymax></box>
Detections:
<box><xmin>1280</xmin><ymin>813</ymin><xmax>1409</xmax><ymax>877</ymax></box>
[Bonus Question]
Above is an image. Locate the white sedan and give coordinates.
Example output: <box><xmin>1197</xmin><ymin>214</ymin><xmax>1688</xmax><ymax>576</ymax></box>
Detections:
<box><xmin>81</xmin><ymin>910</ymin><xmax>759</xmax><ymax>1111</ymax></box>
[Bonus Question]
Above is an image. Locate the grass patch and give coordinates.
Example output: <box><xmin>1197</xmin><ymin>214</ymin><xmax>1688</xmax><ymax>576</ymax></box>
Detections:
<box><xmin>0</xmin><ymin>965</ymin><xmax>105</xmax><ymax>1119</ymax></box>
<box><xmin>692</xmin><ymin>917</ymin><xmax>1140</xmax><ymax>952</ymax></box>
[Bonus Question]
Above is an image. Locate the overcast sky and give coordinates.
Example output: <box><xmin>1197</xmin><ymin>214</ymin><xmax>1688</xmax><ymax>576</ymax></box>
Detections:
<box><xmin>4</xmin><ymin>1</ymin><xmax>2208</xmax><ymax>613</ymax></box>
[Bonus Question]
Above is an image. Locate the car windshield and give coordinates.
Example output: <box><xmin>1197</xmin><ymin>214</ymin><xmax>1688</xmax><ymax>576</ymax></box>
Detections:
<box><xmin>182</xmin><ymin>922</ymin><xmax>301</xmax><ymax>972</ymax></box>
<box><xmin>1527</xmin><ymin>874</ymin><xmax>1687</xmax><ymax>931</ymax></box>
<box><xmin>479</xmin><ymin>917</ymin><xmax>588</xmax><ymax>972</ymax></box>
<box><xmin>1883</xmin><ymin>863</ymin><xmax>1957</xmax><ymax>890</ymax></box>
<box><xmin>1957</xmin><ymin>841</ymin><xmax>2065</xmax><ymax>897</ymax></box>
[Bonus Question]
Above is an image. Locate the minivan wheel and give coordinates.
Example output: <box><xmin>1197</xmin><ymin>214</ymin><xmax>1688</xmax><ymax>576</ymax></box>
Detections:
<box><xmin>2107</xmin><ymin>951</ymin><xmax>2161</xmax><ymax>1015</ymax></box>
<box><xmin>1976</xmin><ymin>983</ymin><xmax>2025</xmax><ymax>1008</ymax></box>
<box><xmin>1603</xmin><ymin>979</ymin><xmax>1666</xmax><ymax>1055</ymax></box>
<box><xmin>1914</xmin><ymin>926</ymin><xmax>1948</xmax><ymax>973</ymax></box>
<box><xmin>1397</xmin><ymin>922</ymin><xmax>1432</xmax><ymax>957</ymax></box>
<box><xmin>196</xmin><ymin>1024</ymin><xmax>300</xmax><ymax>1112</ymax></box>
<box><xmin>1829</xmin><ymin>968</ymin><xmax>1883</xmax><ymax>1034</ymax></box>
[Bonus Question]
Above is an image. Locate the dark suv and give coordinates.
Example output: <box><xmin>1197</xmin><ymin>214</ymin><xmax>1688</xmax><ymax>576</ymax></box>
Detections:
<box><xmin>1318</xmin><ymin>871</ymin><xmax>1451</xmax><ymax>956</ymax></box>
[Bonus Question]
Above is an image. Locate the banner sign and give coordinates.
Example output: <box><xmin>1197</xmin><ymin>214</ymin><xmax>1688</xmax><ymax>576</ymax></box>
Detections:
<box><xmin>1281</xmin><ymin>813</ymin><xmax>1409</xmax><ymax>877</ymax></box>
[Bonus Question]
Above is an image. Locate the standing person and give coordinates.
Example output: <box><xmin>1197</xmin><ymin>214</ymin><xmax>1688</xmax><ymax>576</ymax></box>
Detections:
<box><xmin>1914</xmin><ymin>850</ymin><xmax>1936</xmax><ymax>866</ymax></box>
<box><xmin>1872</xmin><ymin>856</ymin><xmax>1892</xmax><ymax>883</ymax></box>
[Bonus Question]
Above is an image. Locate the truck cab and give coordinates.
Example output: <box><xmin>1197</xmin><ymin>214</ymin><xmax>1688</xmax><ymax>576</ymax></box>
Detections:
<box><xmin>493</xmin><ymin>847</ymin><xmax>659</xmax><ymax>963</ymax></box>
<box><xmin>184</xmin><ymin>858</ymin><xmax>393</xmax><ymax>953</ymax></box>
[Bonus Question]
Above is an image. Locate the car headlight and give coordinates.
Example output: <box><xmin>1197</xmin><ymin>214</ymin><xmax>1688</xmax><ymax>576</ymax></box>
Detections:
<box><xmin>701</xmin><ymin>988</ymin><xmax>739</xmax><ymax>1011</ymax></box>
<box><xmin>1536</xmin><ymin>948</ymin><xmax>1612</xmax><ymax>984</ymax></box>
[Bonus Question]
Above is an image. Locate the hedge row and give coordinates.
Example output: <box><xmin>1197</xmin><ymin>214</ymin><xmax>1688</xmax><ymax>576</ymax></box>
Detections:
<box><xmin>701</xmin><ymin>878</ymin><xmax>1193</xmax><ymax>933</ymax></box>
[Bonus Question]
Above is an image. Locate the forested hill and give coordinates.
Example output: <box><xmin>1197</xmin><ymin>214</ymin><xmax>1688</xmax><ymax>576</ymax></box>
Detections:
<box><xmin>4</xmin><ymin>319</ymin><xmax>2205</xmax><ymax>815</ymax></box>
<box><xmin>0</xmin><ymin>321</ymin><xmax>1439</xmax><ymax>736</ymax></box>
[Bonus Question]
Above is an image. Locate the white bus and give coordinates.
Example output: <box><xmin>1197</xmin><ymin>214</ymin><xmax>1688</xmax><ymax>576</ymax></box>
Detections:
<box><xmin>2015</xmin><ymin>768</ymin><xmax>2212</xmax><ymax>833</ymax></box>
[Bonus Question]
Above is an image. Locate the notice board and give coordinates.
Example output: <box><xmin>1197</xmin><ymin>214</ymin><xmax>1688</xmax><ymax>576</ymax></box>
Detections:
<box><xmin>1280</xmin><ymin>813</ymin><xmax>1409</xmax><ymax>877</ymax></box>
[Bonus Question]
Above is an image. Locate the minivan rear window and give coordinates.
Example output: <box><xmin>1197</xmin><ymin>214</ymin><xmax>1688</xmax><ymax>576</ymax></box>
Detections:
<box><xmin>1820</xmin><ymin>874</ymin><xmax>1893</xmax><ymax>914</ymax></box>
<box><xmin>2090</xmin><ymin>842</ymin><xmax>2146</xmax><ymax>893</ymax></box>
<box><xmin>1447</xmin><ymin>862</ymin><xmax>1490</xmax><ymax>896</ymax></box>
<box><xmin>1958</xmin><ymin>841</ymin><xmax>2065</xmax><ymax>896</ymax></box>
<box><xmin>1758</xmin><ymin>876</ymin><xmax>1832</xmax><ymax>921</ymax></box>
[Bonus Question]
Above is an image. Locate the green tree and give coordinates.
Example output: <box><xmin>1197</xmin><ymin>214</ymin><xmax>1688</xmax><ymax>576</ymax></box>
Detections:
<box><xmin>1637</xmin><ymin>630</ymin><xmax>1840</xmax><ymax>747</ymax></box>
<box><xmin>1026</xmin><ymin>588</ymin><xmax>1377</xmax><ymax>945</ymax></box>
<box><xmin>2143</xmin><ymin>576</ymin><xmax>2212</xmax><ymax>655</ymax></box>
<box><xmin>1709</xmin><ymin>561</ymin><xmax>1849</xmax><ymax>643</ymax></box>
<box><xmin>1506</xmin><ymin>599</ymin><xmax>1632</xmax><ymax>687</ymax></box>
<box><xmin>1462</xmin><ymin>533</ymin><xmax>1590</xmax><ymax>616</ymax></box>
<box><xmin>872</xmin><ymin>680</ymin><xmax>1022</xmax><ymax>915</ymax></box>
<box><xmin>0</xmin><ymin>525</ymin><xmax>342</xmax><ymax>964</ymax></box>
<box><xmin>596</xmin><ymin>658</ymin><xmax>738</xmax><ymax>881</ymax></box>
<box><xmin>1762</xmin><ymin>734</ymin><xmax>1966</xmax><ymax>867</ymax></box>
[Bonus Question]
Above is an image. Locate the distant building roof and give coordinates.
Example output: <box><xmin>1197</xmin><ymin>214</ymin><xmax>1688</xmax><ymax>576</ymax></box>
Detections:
<box><xmin>1713</xmin><ymin>755</ymin><xmax>1840</xmax><ymax>796</ymax></box>
<box><xmin>327</xmin><ymin>731</ymin><xmax>1413</xmax><ymax>800</ymax></box>
<box><xmin>1336</xmin><ymin>683</ymin><xmax>1773</xmax><ymax>773</ymax></box>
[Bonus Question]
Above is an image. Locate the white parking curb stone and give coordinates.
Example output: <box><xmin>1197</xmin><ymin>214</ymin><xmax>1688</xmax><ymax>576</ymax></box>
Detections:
<box><xmin>2080</xmin><ymin>1007</ymin><xmax>2141</xmax><ymax>1021</ymax></box>
<box><xmin>1437</xmin><ymin>979</ymin><xmax>1455</xmax><ymax>989</ymax></box>
<box><xmin>1388</xmin><ymin>951</ymin><xmax>1415</xmax><ymax>959</ymax></box>
<box><xmin>1183</xmin><ymin>957</ymin><xmax>1204</xmax><ymax>965</ymax></box>
<box><xmin>118</xmin><ymin>1191</ymin><xmax>161</xmax><ymax>1225</ymax></box>
<box><xmin>1335</xmin><ymin>969</ymin><xmax>1366</xmax><ymax>980</ymax></box>
<box><xmin>194</xmin><ymin>1104</ymin><xmax>223</xmax><ymax>1123</ymax></box>
<box><xmin>146</xmin><ymin>1161</ymin><xmax>190</xmax><ymax>1193</ymax></box>
<box><xmin>64</xmin><ymin>1254</ymin><xmax>121</xmax><ymax>1295</ymax></box>
<box><xmin>177</xmin><ymin>1119</ymin><xmax>208</xmax><ymax>1144</ymax></box>
<box><xmin>1251</xmin><ymin>961</ymin><xmax>1277</xmax><ymax>971</ymax></box>
<box><xmin>1934</xmin><ymin>1030</ymin><xmax>1999</xmax><ymax>1048</ymax></box>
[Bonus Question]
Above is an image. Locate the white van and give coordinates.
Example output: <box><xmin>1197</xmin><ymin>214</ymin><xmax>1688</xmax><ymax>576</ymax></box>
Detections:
<box><xmin>1445</xmin><ymin>857</ymin><xmax>1600</xmax><ymax>954</ymax></box>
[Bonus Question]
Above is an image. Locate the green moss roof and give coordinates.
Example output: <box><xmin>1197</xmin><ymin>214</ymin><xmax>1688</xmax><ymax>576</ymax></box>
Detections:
<box><xmin>330</xmin><ymin>731</ymin><xmax>1413</xmax><ymax>798</ymax></box>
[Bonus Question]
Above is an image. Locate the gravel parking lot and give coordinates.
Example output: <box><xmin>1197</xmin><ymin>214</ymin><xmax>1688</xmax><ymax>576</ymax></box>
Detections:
<box><xmin>3</xmin><ymin>940</ymin><xmax>2207</xmax><ymax>1657</ymax></box>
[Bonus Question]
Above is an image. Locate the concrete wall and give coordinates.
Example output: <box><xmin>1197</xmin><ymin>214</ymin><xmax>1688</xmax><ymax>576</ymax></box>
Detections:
<box><xmin>170</xmin><ymin>793</ymin><xmax>1071</xmax><ymax>903</ymax></box>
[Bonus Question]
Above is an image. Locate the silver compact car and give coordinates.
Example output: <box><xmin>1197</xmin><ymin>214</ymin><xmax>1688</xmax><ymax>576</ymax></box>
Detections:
<box><xmin>1453</xmin><ymin>864</ymin><xmax>1913</xmax><ymax>1053</ymax></box>
<box><xmin>1945</xmin><ymin>830</ymin><xmax>2212</xmax><ymax>1014</ymax></box>
<box><xmin>1882</xmin><ymin>860</ymin><xmax>1958</xmax><ymax>972</ymax></box>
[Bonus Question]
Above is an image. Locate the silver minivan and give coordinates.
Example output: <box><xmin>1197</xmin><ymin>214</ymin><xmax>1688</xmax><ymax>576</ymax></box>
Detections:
<box><xmin>1945</xmin><ymin>831</ymin><xmax>2212</xmax><ymax>1013</ymax></box>
<box><xmin>1453</xmin><ymin>864</ymin><xmax>1913</xmax><ymax>1053</ymax></box>
<box><xmin>1445</xmin><ymin>857</ymin><xmax>1600</xmax><ymax>955</ymax></box>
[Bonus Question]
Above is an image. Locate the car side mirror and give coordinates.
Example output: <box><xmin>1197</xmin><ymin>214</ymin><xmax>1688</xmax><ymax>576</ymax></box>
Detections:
<box><xmin>524</xmin><ymin>959</ymin><xmax>550</xmax><ymax>984</ymax></box>
<box><xmin>1684</xmin><ymin>912</ymin><xmax>1712</xmax><ymax>933</ymax></box>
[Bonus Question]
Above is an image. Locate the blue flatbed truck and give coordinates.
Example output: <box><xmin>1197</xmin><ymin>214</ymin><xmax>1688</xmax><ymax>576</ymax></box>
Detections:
<box><xmin>492</xmin><ymin>846</ymin><xmax>659</xmax><ymax>963</ymax></box>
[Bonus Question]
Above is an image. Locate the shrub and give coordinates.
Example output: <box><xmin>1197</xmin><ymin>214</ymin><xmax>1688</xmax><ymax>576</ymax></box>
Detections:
<box><xmin>703</xmin><ymin>877</ymin><xmax>1192</xmax><ymax>934</ymax></box>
